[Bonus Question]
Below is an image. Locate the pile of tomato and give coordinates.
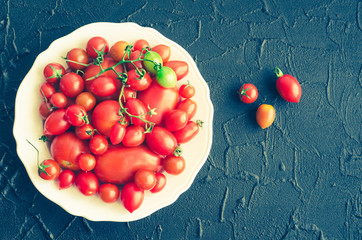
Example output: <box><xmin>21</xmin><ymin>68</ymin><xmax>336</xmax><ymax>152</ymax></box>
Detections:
<box><xmin>33</xmin><ymin>36</ymin><xmax>203</xmax><ymax>213</ymax></box>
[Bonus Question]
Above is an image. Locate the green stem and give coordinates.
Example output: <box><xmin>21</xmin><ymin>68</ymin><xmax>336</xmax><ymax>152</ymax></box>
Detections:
<box><xmin>26</xmin><ymin>140</ymin><xmax>49</xmax><ymax>176</ymax></box>
<box><xmin>274</xmin><ymin>67</ymin><xmax>284</xmax><ymax>78</ymax></box>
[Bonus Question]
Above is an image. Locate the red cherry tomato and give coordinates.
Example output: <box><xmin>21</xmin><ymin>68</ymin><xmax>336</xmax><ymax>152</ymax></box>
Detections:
<box><xmin>122</xmin><ymin>125</ymin><xmax>145</xmax><ymax>147</ymax></box>
<box><xmin>43</xmin><ymin>63</ymin><xmax>66</xmax><ymax>84</ymax></box>
<box><xmin>256</xmin><ymin>104</ymin><xmax>275</xmax><ymax>129</ymax></box>
<box><xmin>179</xmin><ymin>82</ymin><xmax>195</xmax><ymax>98</ymax></box>
<box><xmin>90</xmin><ymin>76</ymin><xmax>117</xmax><ymax>97</ymax></box>
<box><xmin>59</xmin><ymin>72</ymin><xmax>84</xmax><ymax>98</ymax></box>
<box><xmin>75</xmin><ymin>92</ymin><xmax>96</xmax><ymax>112</ymax></box>
<box><xmin>164</xmin><ymin>61</ymin><xmax>189</xmax><ymax>81</ymax></box>
<box><xmin>39</xmin><ymin>159</ymin><xmax>61</xmax><ymax>180</ymax></box>
<box><xmin>83</xmin><ymin>57</ymin><xmax>123</xmax><ymax>82</ymax></box>
<box><xmin>109</xmin><ymin>122</ymin><xmax>126</xmax><ymax>145</ymax></box>
<box><xmin>75</xmin><ymin>171</ymin><xmax>99</xmax><ymax>196</ymax></box>
<box><xmin>50</xmin><ymin>92</ymin><xmax>68</xmax><ymax>109</ymax></box>
<box><xmin>133</xmin><ymin>39</ymin><xmax>150</xmax><ymax>53</ymax></box>
<box><xmin>146</xmin><ymin>126</ymin><xmax>177</xmax><ymax>156</ymax></box>
<box><xmin>134</xmin><ymin>169</ymin><xmax>156</xmax><ymax>190</ymax></box>
<box><xmin>125</xmin><ymin>98</ymin><xmax>148</xmax><ymax>126</ymax></box>
<box><xmin>150</xmin><ymin>172</ymin><xmax>167</xmax><ymax>193</ymax></box>
<box><xmin>77</xmin><ymin>153</ymin><xmax>96</xmax><ymax>172</ymax></box>
<box><xmin>39</xmin><ymin>101</ymin><xmax>53</xmax><ymax>120</ymax></box>
<box><xmin>152</xmin><ymin>44</ymin><xmax>171</xmax><ymax>63</ymax></box>
<box><xmin>121</xmin><ymin>87</ymin><xmax>136</xmax><ymax>103</ymax></box>
<box><xmin>66</xmin><ymin>48</ymin><xmax>89</xmax><ymax>70</ymax></box>
<box><xmin>43</xmin><ymin>109</ymin><xmax>71</xmax><ymax>136</ymax></box>
<box><xmin>86</xmin><ymin>36</ymin><xmax>109</xmax><ymax>59</ymax></box>
<box><xmin>65</xmin><ymin>104</ymin><xmax>88</xmax><ymax>126</ymax></box>
<box><xmin>75</xmin><ymin>124</ymin><xmax>95</xmax><ymax>140</ymax></box>
<box><xmin>121</xmin><ymin>182</ymin><xmax>144</xmax><ymax>213</ymax></box>
<box><xmin>173</xmin><ymin>120</ymin><xmax>201</xmax><ymax>144</ymax></box>
<box><xmin>58</xmin><ymin>169</ymin><xmax>75</xmax><ymax>190</ymax></box>
<box><xmin>275</xmin><ymin>67</ymin><xmax>302</xmax><ymax>103</ymax></box>
<box><xmin>126</xmin><ymin>69</ymin><xmax>152</xmax><ymax>91</ymax></box>
<box><xmin>89</xmin><ymin>134</ymin><xmax>108</xmax><ymax>155</ymax></box>
<box><xmin>40</xmin><ymin>82</ymin><xmax>56</xmax><ymax>99</ymax></box>
<box><xmin>98</xmin><ymin>184</ymin><xmax>120</xmax><ymax>203</ymax></box>
<box><xmin>163</xmin><ymin>155</ymin><xmax>186</xmax><ymax>175</ymax></box>
<box><xmin>238</xmin><ymin>83</ymin><xmax>258</xmax><ymax>104</ymax></box>
<box><xmin>164</xmin><ymin>109</ymin><xmax>189</xmax><ymax>132</ymax></box>
<box><xmin>92</xmin><ymin>100</ymin><xmax>121</xmax><ymax>137</ymax></box>
<box><xmin>177</xmin><ymin>98</ymin><xmax>197</xmax><ymax>120</ymax></box>
<box><xmin>125</xmin><ymin>50</ymin><xmax>143</xmax><ymax>71</ymax></box>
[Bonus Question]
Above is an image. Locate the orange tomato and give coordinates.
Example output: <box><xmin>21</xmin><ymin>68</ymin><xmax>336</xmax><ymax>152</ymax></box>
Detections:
<box><xmin>256</xmin><ymin>104</ymin><xmax>275</xmax><ymax>129</ymax></box>
<box><xmin>109</xmin><ymin>41</ymin><xmax>129</xmax><ymax>62</ymax></box>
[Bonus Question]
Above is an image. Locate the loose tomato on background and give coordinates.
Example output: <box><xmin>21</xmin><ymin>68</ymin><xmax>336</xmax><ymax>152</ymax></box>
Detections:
<box><xmin>49</xmin><ymin>92</ymin><xmax>68</xmax><ymax>109</ymax></box>
<box><xmin>65</xmin><ymin>104</ymin><xmax>88</xmax><ymax>126</ymax></box>
<box><xmin>98</xmin><ymin>184</ymin><xmax>120</xmax><ymax>203</ymax></box>
<box><xmin>274</xmin><ymin>67</ymin><xmax>302</xmax><ymax>103</ymax></box>
<box><xmin>164</xmin><ymin>61</ymin><xmax>189</xmax><ymax>81</ymax></box>
<box><xmin>109</xmin><ymin>122</ymin><xmax>126</xmax><ymax>145</ymax></box>
<box><xmin>89</xmin><ymin>134</ymin><xmax>108</xmax><ymax>155</ymax></box>
<box><xmin>125</xmin><ymin>50</ymin><xmax>143</xmax><ymax>70</ymax></box>
<box><xmin>92</xmin><ymin>100</ymin><xmax>121</xmax><ymax>137</ymax></box>
<box><xmin>40</xmin><ymin>82</ymin><xmax>56</xmax><ymax>100</ymax></box>
<box><xmin>51</xmin><ymin>132</ymin><xmax>90</xmax><ymax>170</ymax></box>
<box><xmin>58</xmin><ymin>169</ymin><xmax>75</xmax><ymax>190</ymax></box>
<box><xmin>134</xmin><ymin>169</ymin><xmax>156</xmax><ymax>190</ymax></box>
<box><xmin>179</xmin><ymin>82</ymin><xmax>195</xmax><ymax>98</ymax></box>
<box><xmin>155</xmin><ymin>66</ymin><xmax>177</xmax><ymax>88</ymax></box>
<box><xmin>137</xmin><ymin>81</ymin><xmax>179</xmax><ymax>125</ymax></box>
<box><xmin>152</xmin><ymin>44</ymin><xmax>171</xmax><ymax>63</ymax></box>
<box><xmin>43</xmin><ymin>63</ymin><xmax>66</xmax><ymax>84</ymax></box>
<box><xmin>177</xmin><ymin>98</ymin><xmax>197</xmax><ymax>120</ymax></box>
<box><xmin>77</xmin><ymin>153</ymin><xmax>96</xmax><ymax>172</ymax></box>
<box><xmin>94</xmin><ymin>145</ymin><xmax>162</xmax><ymax>184</ymax></box>
<box><xmin>75</xmin><ymin>92</ymin><xmax>96</xmax><ymax>112</ymax></box>
<box><xmin>43</xmin><ymin>109</ymin><xmax>71</xmax><ymax>136</ymax></box>
<box><xmin>164</xmin><ymin>109</ymin><xmax>188</xmax><ymax>132</ymax></box>
<box><xmin>125</xmin><ymin>98</ymin><xmax>148</xmax><ymax>126</ymax></box>
<box><xmin>122</xmin><ymin>125</ymin><xmax>145</xmax><ymax>147</ymax></box>
<box><xmin>89</xmin><ymin>76</ymin><xmax>117</xmax><ymax>97</ymax></box>
<box><xmin>126</xmin><ymin>69</ymin><xmax>152</xmax><ymax>91</ymax></box>
<box><xmin>146</xmin><ymin>126</ymin><xmax>177</xmax><ymax>156</ymax></box>
<box><xmin>163</xmin><ymin>155</ymin><xmax>186</xmax><ymax>175</ymax></box>
<box><xmin>66</xmin><ymin>48</ymin><xmax>89</xmax><ymax>70</ymax></box>
<box><xmin>86</xmin><ymin>36</ymin><xmax>109</xmax><ymax>59</ymax></box>
<box><xmin>75</xmin><ymin>171</ymin><xmax>99</xmax><ymax>196</ymax></box>
<box><xmin>150</xmin><ymin>172</ymin><xmax>167</xmax><ymax>193</ymax></box>
<box><xmin>121</xmin><ymin>182</ymin><xmax>144</xmax><ymax>213</ymax></box>
<box><xmin>75</xmin><ymin>124</ymin><xmax>94</xmax><ymax>140</ymax></box>
<box><xmin>59</xmin><ymin>72</ymin><xmax>84</xmax><ymax>98</ymax></box>
<box><xmin>256</xmin><ymin>104</ymin><xmax>275</xmax><ymax>129</ymax></box>
<box><xmin>133</xmin><ymin>39</ymin><xmax>150</xmax><ymax>53</ymax></box>
<box><xmin>173</xmin><ymin>120</ymin><xmax>202</xmax><ymax>144</ymax></box>
<box><xmin>238</xmin><ymin>83</ymin><xmax>258</xmax><ymax>104</ymax></box>
<box><xmin>143</xmin><ymin>51</ymin><xmax>163</xmax><ymax>74</ymax></box>
<box><xmin>109</xmin><ymin>40</ymin><xmax>129</xmax><ymax>62</ymax></box>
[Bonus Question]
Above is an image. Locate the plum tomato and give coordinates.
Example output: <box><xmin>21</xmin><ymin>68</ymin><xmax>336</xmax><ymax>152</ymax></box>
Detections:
<box><xmin>59</xmin><ymin>72</ymin><xmax>84</xmax><ymax>98</ymax></box>
<box><xmin>40</xmin><ymin>82</ymin><xmax>56</xmax><ymax>99</ymax></box>
<box><xmin>43</xmin><ymin>109</ymin><xmax>71</xmax><ymax>136</ymax></box>
<box><xmin>155</xmin><ymin>66</ymin><xmax>177</xmax><ymax>88</ymax></box>
<box><xmin>39</xmin><ymin>101</ymin><xmax>53</xmax><ymax>120</ymax></box>
<box><xmin>89</xmin><ymin>76</ymin><xmax>117</xmax><ymax>97</ymax></box>
<box><xmin>58</xmin><ymin>169</ymin><xmax>75</xmax><ymax>190</ymax></box>
<box><xmin>109</xmin><ymin>122</ymin><xmax>126</xmax><ymax>145</ymax></box>
<box><xmin>150</xmin><ymin>172</ymin><xmax>167</xmax><ymax>193</ymax></box>
<box><xmin>121</xmin><ymin>87</ymin><xmax>136</xmax><ymax>103</ymax></box>
<box><xmin>143</xmin><ymin>51</ymin><xmax>162</xmax><ymax>74</ymax></box>
<box><xmin>256</xmin><ymin>104</ymin><xmax>275</xmax><ymax>129</ymax></box>
<box><xmin>146</xmin><ymin>126</ymin><xmax>177</xmax><ymax>156</ymax></box>
<box><xmin>39</xmin><ymin>159</ymin><xmax>61</xmax><ymax>180</ymax></box>
<box><xmin>121</xmin><ymin>182</ymin><xmax>144</xmax><ymax>213</ymax></box>
<box><xmin>75</xmin><ymin>124</ymin><xmax>95</xmax><ymax>140</ymax></box>
<box><xmin>134</xmin><ymin>169</ymin><xmax>156</xmax><ymax>190</ymax></box>
<box><xmin>125</xmin><ymin>50</ymin><xmax>143</xmax><ymax>71</ymax></box>
<box><xmin>66</xmin><ymin>48</ymin><xmax>89</xmax><ymax>70</ymax></box>
<box><xmin>152</xmin><ymin>44</ymin><xmax>171</xmax><ymax>63</ymax></box>
<box><xmin>77</xmin><ymin>153</ymin><xmax>96</xmax><ymax>172</ymax></box>
<box><xmin>65</xmin><ymin>104</ymin><xmax>88</xmax><ymax>127</ymax></box>
<box><xmin>98</xmin><ymin>184</ymin><xmax>120</xmax><ymax>203</ymax></box>
<box><xmin>275</xmin><ymin>67</ymin><xmax>302</xmax><ymax>103</ymax></box>
<box><xmin>126</xmin><ymin>69</ymin><xmax>152</xmax><ymax>91</ymax></box>
<box><xmin>75</xmin><ymin>171</ymin><xmax>99</xmax><ymax>196</ymax></box>
<box><xmin>109</xmin><ymin>41</ymin><xmax>129</xmax><ymax>62</ymax></box>
<box><xmin>50</xmin><ymin>92</ymin><xmax>68</xmax><ymax>109</ymax></box>
<box><xmin>163</xmin><ymin>155</ymin><xmax>186</xmax><ymax>175</ymax></box>
<box><xmin>172</xmin><ymin>120</ymin><xmax>201</xmax><ymax>144</ymax></box>
<box><xmin>133</xmin><ymin>39</ymin><xmax>150</xmax><ymax>53</ymax></box>
<box><xmin>75</xmin><ymin>92</ymin><xmax>96</xmax><ymax>112</ymax></box>
<box><xmin>238</xmin><ymin>83</ymin><xmax>258</xmax><ymax>104</ymax></box>
<box><xmin>177</xmin><ymin>98</ymin><xmax>197</xmax><ymax>120</ymax></box>
<box><xmin>89</xmin><ymin>134</ymin><xmax>108</xmax><ymax>155</ymax></box>
<box><xmin>164</xmin><ymin>61</ymin><xmax>189</xmax><ymax>81</ymax></box>
<box><xmin>122</xmin><ymin>125</ymin><xmax>145</xmax><ymax>147</ymax></box>
<box><xmin>179</xmin><ymin>82</ymin><xmax>195</xmax><ymax>98</ymax></box>
<box><xmin>86</xmin><ymin>36</ymin><xmax>109</xmax><ymax>59</ymax></box>
<box><xmin>92</xmin><ymin>100</ymin><xmax>121</xmax><ymax>137</ymax></box>
<box><xmin>43</xmin><ymin>63</ymin><xmax>66</xmax><ymax>84</ymax></box>
<box><xmin>125</xmin><ymin>98</ymin><xmax>148</xmax><ymax>126</ymax></box>
<box><xmin>164</xmin><ymin>109</ymin><xmax>189</xmax><ymax>132</ymax></box>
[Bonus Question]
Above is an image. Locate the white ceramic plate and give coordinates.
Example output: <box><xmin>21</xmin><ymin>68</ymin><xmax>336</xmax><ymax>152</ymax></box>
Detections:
<box><xmin>13</xmin><ymin>22</ymin><xmax>213</xmax><ymax>222</ymax></box>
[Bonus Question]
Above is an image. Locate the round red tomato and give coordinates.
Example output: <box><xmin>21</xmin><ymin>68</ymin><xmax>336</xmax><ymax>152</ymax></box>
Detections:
<box><xmin>75</xmin><ymin>92</ymin><xmax>96</xmax><ymax>112</ymax></box>
<box><xmin>146</xmin><ymin>126</ymin><xmax>177</xmax><ymax>156</ymax></box>
<box><xmin>133</xmin><ymin>39</ymin><xmax>150</xmax><ymax>53</ymax></box>
<box><xmin>134</xmin><ymin>169</ymin><xmax>156</xmax><ymax>190</ymax></box>
<box><xmin>50</xmin><ymin>92</ymin><xmax>68</xmax><ymax>109</ymax></box>
<box><xmin>59</xmin><ymin>72</ymin><xmax>84</xmax><ymax>98</ymax></box>
<box><xmin>122</xmin><ymin>125</ymin><xmax>145</xmax><ymax>147</ymax></box>
<box><xmin>179</xmin><ymin>82</ymin><xmax>195</xmax><ymax>98</ymax></box>
<box><xmin>43</xmin><ymin>109</ymin><xmax>71</xmax><ymax>136</ymax></box>
<box><xmin>150</xmin><ymin>172</ymin><xmax>167</xmax><ymax>193</ymax></box>
<box><xmin>163</xmin><ymin>155</ymin><xmax>186</xmax><ymax>175</ymax></box>
<box><xmin>238</xmin><ymin>83</ymin><xmax>258</xmax><ymax>104</ymax></box>
<box><xmin>177</xmin><ymin>98</ymin><xmax>197</xmax><ymax>120</ymax></box>
<box><xmin>173</xmin><ymin>120</ymin><xmax>201</xmax><ymax>144</ymax></box>
<box><xmin>89</xmin><ymin>134</ymin><xmax>108</xmax><ymax>155</ymax></box>
<box><xmin>43</xmin><ymin>63</ymin><xmax>66</xmax><ymax>84</ymax></box>
<box><xmin>125</xmin><ymin>50</ymin><xmax>143</xmax><ymax>71</ymax></box>
<box><xmin>90</xmin><ymin>76</ymin><xmax>117</xmax><ymax>97</ymax></box>
<box><xmin>39</xmin><ymin>159</ymin><xmax>61</xmax><ymax>180</ymax></box>
<box><xmin>164</xmin><ymin>109</ymin><xmax>189</xmax><ymax>132</ymax></box>
<box><xmin>75</xmin><ymin>171</ymin><xmax>99</xmax><ymax>196</ymax></box>
<box><xmin>65</xmin><ymin>104</ymin><xmax>88</xmax><ymax>126</ymax></box>
<box><xmin>121</xmin><ymin>182</ymin><xmax>144</xmax><ymax>213</ymax></box>
<box><xmin>58</xmin><ymin>169</ymin><xmax>75</xmax><ymax>190</ymax></box>
<box><xmin>98</xmin><ymin>184</ymin><xmax>120</xmax><ymax>203</ymax></box>
<box><xmin>66</xmin><ymin>48</ymin><xmax>89</xmax><ymax>70</ymax></box>
<box><xmin>86</xmin><ymin>36</ymin><xmax>109</xmax><ymax>59</ymax></box>
<box><xmin>92</xmin><ymin>100</ymin><xmax>121</xmax><ymax>137</ymax></box>
<box><xmin>164</xmin><ymin>61</ymin><xmax>189</xmax><ymax>81</ymax></box>
<box><xmin>126</xmin><ymin>69</ymin><xmax>152</xmax><ymax>91</ymax></box>
<box><xmin>75</xmin><ymin>124</ymin><xmax>94</xmax><ymax>140</ymax></box>
<box><xmin>77</xmin><ymin>153</ymin><xmax>96</xmax><ymax>172</ymax></box>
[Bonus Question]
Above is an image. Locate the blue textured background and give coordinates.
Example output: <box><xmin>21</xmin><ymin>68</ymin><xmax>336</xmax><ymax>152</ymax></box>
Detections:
<box><xmin>1</xmin><ymin>0</ymin><xmax>361</xmax><ymax>239</ymax></box>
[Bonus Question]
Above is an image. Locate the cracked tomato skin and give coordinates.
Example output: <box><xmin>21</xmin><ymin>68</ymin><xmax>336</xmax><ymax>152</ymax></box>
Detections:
<box><xmin>94</xmin><ymin>144</ymin><xmax>162</xmax><ymax>184</ymax></box>
<box><xmin>50</xmin><ymin>132</ymin><xmax>90</xmax><ymax>171</ymax></box>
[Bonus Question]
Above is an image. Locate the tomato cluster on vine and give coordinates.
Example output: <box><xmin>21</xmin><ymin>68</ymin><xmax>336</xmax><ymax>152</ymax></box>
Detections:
<box><xmin>32</xmin><ymin>36</ymin><xmax>204</xmax><ymax>213</ymax></box>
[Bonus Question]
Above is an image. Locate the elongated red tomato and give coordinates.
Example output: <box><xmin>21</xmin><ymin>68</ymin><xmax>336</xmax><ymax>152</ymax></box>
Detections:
<box><xmin>121</xmin><ymin>182</ymin><xmax>144</xmax><ymax>213</ymax></box>
<box><xmin>89</xmin><ymin>76</ymin><xmax>117</xmax><ymax>97</ymax></box>
<box><xmin>125</xmin><ymin>98</ymin><xmax>148</xmax><ymax>126</ymax></box>
<box><xmin>150</xmin><ymin>172</ymin><xmax>167</xmax><ymax>193</ymax></box>
<box><xmin>173</xmin><ymin>120</ymin><xmax>201</xmax><ymax>144</ymax></box>
<box><xmin>164</xmin><ymin>109</ymin><xmax>188</xmax><ymax>131</ymax></box>
<box><xmin>43</xmin><ymin>109</ymin><xmax>71</xmax><ymax>136</ymax></box>
<box><xmin>94</xmin><ymin>145</ymin><xmax>162</xmax><ymax>184</ymax></box>
<box><xmin>122</xmin><ymin>125</ymin><xmax>145</xmax><ymax>147</ymax></box>
<box><xmin>177</xmin><ymin>98</ymin><xmax>197</xmax><ymax>120</ymax></box>
<box><xmin>152</xmin><ymin>44</ymin><xmax>171</xmax><ymax>63</ymax></box>
<box><xmin>109</xmin><ymin>123</ymin><xmax>126</xmax><ymax>145</ymax></box>
<box><xmin>164</xmin><ymin>61</ymin><xmax>189</xmax><ymax>81</ymax></box>
<box><xmin>275</xmin><ymin>67</ymin><xmax>301</xmax><ymax>103</ymax></box>
<box><xmin>146</xmin><ymin>126</ymin><xmax>177</xmax><ymax>156</ymax></box>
